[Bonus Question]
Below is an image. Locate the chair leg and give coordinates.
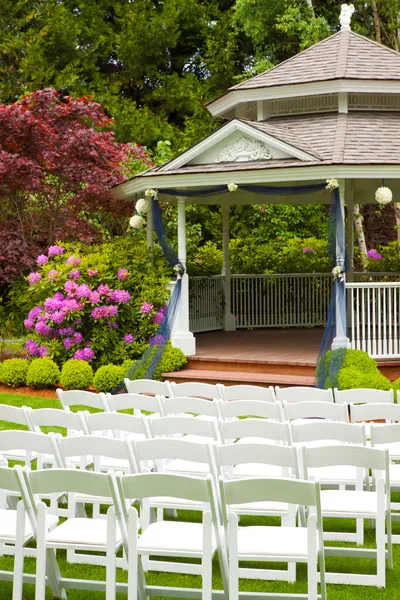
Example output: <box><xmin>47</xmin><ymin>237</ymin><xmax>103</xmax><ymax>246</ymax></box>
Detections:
<box><xmin>307</xmin><ymin>514</ymin><xmax>317</xmax><ymax>600</ymax></box>
<box><xmin>35</xmin><ymin>503</ymin><xmax>48</xmax><ymax>600</ymax></box>
<box><xmin>376</xmin><ymin>506</ymin><xmax>386</xmax><ymax>587</ymax></box>
<box><xmin>356</xmin><ymin>518</ymin><xmax>364</xmax><ymax>545</ymax></box>
<box><xmin>228</xmin><ymin>513</ymin><xmax>239</xmax><ymax>600</ymax></box>
<box><xmin>12</xmin><ymin>501</ymin><xmax>25</xmax><ymax>600</ymax></box>
<box><xmin>106</xmin><ymin>506</ymin><xmax>117</xmax><ymax>600</ymax></box>
<box><xmin>202</xmin><ymin>512</ymin><xmax>212</xmax><ymax>600</ymax></box>
<box><xmin>128</xmin><ymin>508</ymin><xmax>139</xmax><ymax>600</ymax></box>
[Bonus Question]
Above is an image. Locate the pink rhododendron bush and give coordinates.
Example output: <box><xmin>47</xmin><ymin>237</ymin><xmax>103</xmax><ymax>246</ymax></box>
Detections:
<box><xmin>18</xmin><ymin>238</ymin><xmax>170</xmax><ymax>367</ymax></box>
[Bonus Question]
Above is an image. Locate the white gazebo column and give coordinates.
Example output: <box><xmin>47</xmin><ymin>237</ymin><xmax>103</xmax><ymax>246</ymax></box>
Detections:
<box><xmin>170</xmin><ymin>197</ymin><xmax>196</xmax><ymax>356</ymax></box>
<box><xmin>222</xmin><ymin>204</ymin><xmax>236</xmax><ymax>331</ymax></box>
<box><xmin>332</xmin><ymin>180</ymin><xmax>350</xmax><ymax>350</ymax></box>
<box><xmin>146</xmin><ymin>197</ymin><xmax>154</xmax><ymax>251</ymax></box>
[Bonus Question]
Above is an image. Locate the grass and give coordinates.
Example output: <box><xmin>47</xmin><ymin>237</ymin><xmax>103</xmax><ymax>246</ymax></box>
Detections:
<box><xmin>0</xmin><ymin>391</ymin><xmax>399</xmax><ymax>599</ymax></box>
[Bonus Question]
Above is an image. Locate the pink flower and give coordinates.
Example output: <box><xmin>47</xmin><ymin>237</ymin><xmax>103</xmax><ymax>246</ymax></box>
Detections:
<box><xmin>97</xmin><ymin>284</ymin><xmax>110</xmax><ymax>296</ymax></box>
<box><xmin>303</xmin><ymin>247</ymin><xmax>315</xmax><ymax>254</ymax></box>
<box><xmin>68</xmin><ymin>269</ymin><xmax>80</xmax><ymax>280</ymax></box>
<box><xmin>367</xmin><ymin>249</ymin><xmax>383</xmax><ymax>260</ymax></box>
<box><xmin>66</xmin><ymin>256</ymin><xmax>81</xmax><ymax>267</ymax></box>
<box><xmin>51</xmin><ymin>311</ymin><xmax>65</xmax><ymax>325</ymax></box>
<box><xmin>24</xmin><ymin>319</ymin><xmax>34</xmax><ymax>330</ymax></box>
<box><xmin>109</xmin><ymin>289</ymin><xmax>131</xmax><ymax>304</ymax></box>
<box><xmin>38</xmin><ymin>346</ymin><xmax>49</xmax><ymax>357</ymax></box>
<box><xmin>73</xmin><ymin>332</ymin><xmax>83</xmax><ymax>345</ymax></box>
<box><xmin>118</xmin><ymin>268</ymin><xmax>129</xmax><ymax>281</ymax></box>
<box><xmin>48</xmin><ymin>269</ymin><xmax>59</xmax><ymax>280</ymax></box>
<box><xmin>124</xmin><ymin>334</ymin><xmax>134</xmax><ymax>344</ymax></box>
<box><xmin>48</xmin><ymin>245</ymin><xmax>64</xmax><ymax>256</ymax></box>
<box><xmin>63</xmin><ymin>338</ymin><xmax>74</xmax><ymax>350</ymax></box>
<box><xmin>141</xmin><ymin>302</ymin><xmax>153</xmax><ymax>314</ymax></box>
<box><xmin>58</xmin><ymin>327</ymin><xmax>75</xmax><ymax>336</ymax></box>
<box><xmin>107</xmin><ymin>321</ymin><xmax>119</xmax><ymax>328</ymax></box>
<box><xmin>64</xmin><ymin>281</ymin><xmax>78</xmax><ymax>296</ymax></box>
<box><xmin>28</xmin><ymin>272</ymin><xmax>41</xmax><ymax>285</ymax></box>
<box><xmin>25</xmin><ymin>340</ymin><xmax>39</xmax><ymax>356</ymax></box>
<box><xmin>107</xmin><ymin>305</ymin><xmax>118</xmax><ymax>317</ymax></box>
<box><xmin>74</xmin><ymin>347</ymin><xmax>95</xmax><ymax>362</ymax></box>
<box><xmin>28</xmin><ymin>306</ymin><xmax>42</xmax><ymax>320</ymax></box>
<box><xmin>76</xmin><ymin>284</ymin><xmax>91</xmax><ymax>299</ymax></box>
<box><xmin>149</xmin><ymin>334</ymin><xmax>164</xmax><ymax>346</ymax></box>
<box><xmin>87</xmin><ymin>269</ymin><xmax>98</xmax><ymax>277</ymax></box>
<box><xmin>36</xmin><ymin>254</ymin><xmax>48</xmax><ymax>266</ymax></box>
<box><xmin>89</xmin><ymin>291</ymin><xmax>100</xmax><ymax>304</ymax></box>
<box><xmin>152</xmin><ymin>311</ymin><xmax>165</xmax><ymax>325</ymax></box>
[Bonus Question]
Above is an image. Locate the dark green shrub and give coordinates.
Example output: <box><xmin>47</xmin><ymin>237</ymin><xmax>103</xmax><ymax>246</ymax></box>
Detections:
<box><xmin>319</xmin><ymin>348</ymin><xmax>380</xmax><ymax>389</ymax></box>
<box><xmin>26</xmin><ymin>358</ymin><xmax>60</xmax><ymax>388</ymax></box>
<box><xmin>94</xmin><ymin>365</ymin><xmax>124</xmax><ymax>393</ymax></box>
<box><xmin>60</xmin><ymin>360</ymin><xmax>94</xmax><ymax>390</ymax></box>
<box><xmin>0</xmin><ymin>358</ymin><xmax>29</xmax><ymax>387</ymax></box>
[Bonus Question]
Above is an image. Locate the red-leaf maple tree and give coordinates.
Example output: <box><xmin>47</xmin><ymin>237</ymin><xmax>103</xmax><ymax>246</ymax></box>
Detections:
<box><xmin>0</xmin><ymin>88</ymin><xmax>152</xmax><ymax>286</ymax></box>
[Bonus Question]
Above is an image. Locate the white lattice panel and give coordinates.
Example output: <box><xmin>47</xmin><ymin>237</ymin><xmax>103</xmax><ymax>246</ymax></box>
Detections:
<box><xmin>348</xmin><ymin>93</ymin><xmax>400</xmax><ymax>111</ymax></box>
<box><xmin>269</xmin><ymin>94</ymin><xmax>338</xmax><ymax>116</ymax></box>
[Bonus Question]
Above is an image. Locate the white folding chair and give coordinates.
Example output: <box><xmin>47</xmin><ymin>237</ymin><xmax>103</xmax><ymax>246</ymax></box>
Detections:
<box><xmin>161</xmin><ymin>396</ymin><xmax>221</xmax><ymax>420</ymax></box>
<box><xmin>111</xmin><ymin>471</ymin><xmax>228</xmax><ymax>600</ymax></box>
<box><xmin>219</xmin><ymin>399</ymin><xmax>283</xmax><ymax>422</ymax></box>
<box><xmin>283</xmin><ymin>400</ymin><xmax>349</xmax><ymax>424</ymax></box>
<box><xmin>218</xmin><ymin>384</ymin><xmax>276</xmax><ymax>402</ymax></box>
<box><xmin>302</xmin><ymin>444</ymin><xmax>392</xmax><ymax>587</ymax></box>
<box><xmin>124</xmin><ymin>377</ymin><xmax>172</xmax><ymax>397</ymax></box>
<box><xmin>26</xmin><ymin>408</ymin><xmax>89</xmax><ymax>469</ymax></box>
<box><xmin>335</xmin><ymin>388</ymin><xmax>394</xmax><ymax>404</ymax></box>
<box><xmin>106</xmin><ymin>392</ymin><xmax>164</xmax><ymax>418</ymax></box>
<box><xmin>84</xmin><ymin>410</ymin><xmax>151</xmax><ymax>443</ymax></box>
<box><xmin>371</xmin><ymin>422</ymin><xmax>400</xmax><ymax>542</ymax></box>
<box><xmin>170</xmin><ymin>381</ymin><xmax>222</xmax><ymax>400</ymax></box>
<box><xmin>220</xmin><ymin>476</ymin><xmax>326</xmax><ymax>600</ymax></box>
<box><xmin>0</xmin><ymin>405</ymin><xmax>37</xmax><ymax>464</ymax></box>
<box><xmin>24</xmin><ymin>468</ymin><xmax>123</xmax><ymax>600</ymax></box>
<box><xmin>148</xmin><ymin>414</ymin><xmax>219</xmax><ymax>449</ymax></box>
<box><xmin>350</xmin><ymin>402</ymin><xmax>400</xmax><ymax>425</ymax></box>
<box><xmin>276</xmin><ymin>386</ymin><xmax>333</xmax><ymax>403</ymax></box>
<box><xmin>57</xmin><ymin>388</ymin><xmax>110</xmax><ymax>412</ymax></box>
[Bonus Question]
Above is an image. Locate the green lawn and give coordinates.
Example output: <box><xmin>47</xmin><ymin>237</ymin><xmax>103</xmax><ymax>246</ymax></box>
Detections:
<box><xmin>0</xmin><ymin>391</ymin><xmax>399</xmax><ymax>599</ymax></box>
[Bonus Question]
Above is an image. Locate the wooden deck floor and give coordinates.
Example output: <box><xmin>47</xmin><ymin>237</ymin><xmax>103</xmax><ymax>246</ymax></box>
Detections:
<box><xmin>194</xmin><ymin>328</ymin><xmax>323</xmax><ymax>365</ymax></box>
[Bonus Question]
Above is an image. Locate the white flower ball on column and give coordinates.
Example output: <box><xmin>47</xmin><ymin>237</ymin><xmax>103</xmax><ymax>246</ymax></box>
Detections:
<box><xmin>129</xmin><ymin>215</ymin><xmax>144</xmax><ymax>229</ymax></box>
<box><xmin>136</xmin><ymin>198</ymin><xmax>149</xmax><ymax>214</ymax></box>
<box><xmin>375</xmin><ymin>186</ymin><xmax>393</xmax><ymax>205</ymax></box>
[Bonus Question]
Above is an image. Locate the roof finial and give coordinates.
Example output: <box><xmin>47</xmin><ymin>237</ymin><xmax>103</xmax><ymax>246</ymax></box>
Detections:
<box><xmin>340</xmin><ymin>4</ymin><xmax>355</xmax><ymax>30</ymax></box>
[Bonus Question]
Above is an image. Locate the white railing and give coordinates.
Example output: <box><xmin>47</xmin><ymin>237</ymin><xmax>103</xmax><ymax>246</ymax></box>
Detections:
<box><xmin>346</xmin><ymin>281</ymin><xmax>400</xmax><ymax>358</ymax></box>
<box><xmin>189</xmin><ymin>276</ymin><xmax>224</xmax><ymax>333</ymax></box>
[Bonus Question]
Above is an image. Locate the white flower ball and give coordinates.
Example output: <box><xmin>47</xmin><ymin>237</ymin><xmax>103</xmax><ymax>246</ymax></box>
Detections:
<box><xmin>145</xmin><ymin>188</ymin><xmax>157</xmax><ymax>198</ymax></box>
<box><xmin>227</xmin><ymin>182</ymin><xmax>238</xmax><ymax>192</ymax></box>
<box><xmin>136</xmin><ymin>198</ymin><xmax>149</xmax><ymax>215</ymax></box>
<box><xmin>129</xmin><ymin>215</ymin><xmax>144</xmax><ymax>229</ymax></box>
<box><xmin>375</xmin><ymin>186</ymin><xmax>393</xmax><ymax>205</ymax></box>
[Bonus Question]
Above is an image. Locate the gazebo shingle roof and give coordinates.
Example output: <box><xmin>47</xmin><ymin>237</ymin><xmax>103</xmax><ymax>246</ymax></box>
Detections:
<box><xmin>228</xmin><ymin>30</ymin><xmax>400</xmax><ymax>91</ymax></box>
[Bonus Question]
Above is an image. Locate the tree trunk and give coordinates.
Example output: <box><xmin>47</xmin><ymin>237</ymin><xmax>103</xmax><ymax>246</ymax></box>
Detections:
<box><xmin>353</xmin><ymin>204</ymin><xmax>368</xmax><ymax>269</ymax></box>
<box><xmin>371</xmin><ymin>0</ymin><xmax>381</xmax><ymax>43</ymax></box>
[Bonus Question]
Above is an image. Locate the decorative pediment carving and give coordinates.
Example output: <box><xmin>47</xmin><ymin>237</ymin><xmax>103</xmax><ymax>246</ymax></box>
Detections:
<box><xmin>215</xmin><ymin>136</ymin><xmax>272</xmax><ymax>163</ymax></box>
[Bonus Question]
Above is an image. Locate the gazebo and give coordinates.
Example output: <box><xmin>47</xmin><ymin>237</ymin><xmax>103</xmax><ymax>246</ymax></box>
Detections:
<box><xmin>113</xmin><ymin>5</ymin><xmax>400</xmax><ymax>362</ymax></box>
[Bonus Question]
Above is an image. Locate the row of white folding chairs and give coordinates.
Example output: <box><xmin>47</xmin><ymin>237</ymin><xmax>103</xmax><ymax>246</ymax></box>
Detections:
<box><xmin>123</xmin><ymin>377</ymin><xmax>397</xmax><ymax>404</ymax></box>
<box><xmin>1</xmin><ymin>436</ymin><xmax>394</xmax><ymax>600</ymax></box>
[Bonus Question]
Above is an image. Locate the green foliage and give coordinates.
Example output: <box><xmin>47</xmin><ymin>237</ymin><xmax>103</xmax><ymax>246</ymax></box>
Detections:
<box><xmin>26</xmin><ymin>358</ymin><xmax>60</xmax><ymax>389</ymax></box>
<box><xmin>392</xmin><ymin>377</ymin><xmax>400</xmax><ymax>395</ymax></box>
<box><xmin>93</xmin><ymin>365</ymin><xmax>124</xmax><ymax>393</ymax></box>
<box><xmin>153</xmin><ymin>345</ymin><xmax>187</xmax><ymax>381</ymax></box>
<box><xmin>60</xmin><ymin>360</ymin><xmax>94</xmax><ymax>391</ymax></box>
<box><xmin>320</xmin><ymin>348</ymin><xmax>389</xmax><ymax>391</ymax></box>
<box><xmin>188</xmin><ymin>242</ymin><xmax>224</xmax><ymax>276</ymax></box>
<box><xmin>341</xmin><ymin>349</ymin><xmax>380</xmax><ymax>375</ymax></box>
<box><xmin>337</xmin><ymin>368</ymin><xmax>391</xmax><ymax>391</ymax></box>
<box><xmin>0</xmin><ymin>359</ymin><xmax>29</xmax><ymax>387</ymax></box>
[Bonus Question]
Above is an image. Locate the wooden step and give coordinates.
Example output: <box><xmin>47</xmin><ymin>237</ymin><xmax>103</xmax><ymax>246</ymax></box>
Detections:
<box><xmin>162</xmin><ymin>368</ymin><xmax>315</xmax><ymax>388</ymax></box>
<box><xmin>185</xmin><ymin>356</ymin><xmax>316</xmax><ymax>377</ymax></box>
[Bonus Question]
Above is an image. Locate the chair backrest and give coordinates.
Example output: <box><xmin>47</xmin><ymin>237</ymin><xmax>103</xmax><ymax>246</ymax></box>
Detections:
<box><xmin>57</xmin><ymin>389</ymin><xmax>109</xmax><ymax>411</ymax></box>
<box><xmin>0</xmin><ymin>404</ymin><xmax>31</xmax><ymax>428</ymax></box>
<box><xmin>291</xmin><ymin>421</ymin><xmax>366</xmax><ymax>445</ymax></box>
<box><xmin>117</xmin><ymin>471</ymin><xmax>215</xmax><ymax>504</ymax></box>
<box><xmin>170</xmin><ymin>381</ymin><xmax>221</xmax><ymax>400</ymax></box>
<box><xmin>302</xmin><ymin>443</ymin><xmax>389</xmax><ymax>473</ymax></box>
<box><xmin>219</xmin><ymin>384</ymin><xmax>276</xmax><ymax>403</ymax></box>
<box><xmin>371</xmin><ymin>422</ymin><xmax>400</xmax><ymax>447</ymax></box>
<box><xmin>276</xmin><ymin>386</ymin><xmax>333</xmax><ymax>403</ymax></box>
<box><xmin>124</xmin><ymin>378</ymin><xmax>172</xmax><ymax>397</ymax></box>
<box><xmin>350</xmin><ymin>402</ymin><xmax>400</xmax><ymax>424</ymax></box>
<box><xmin>216</xmin><ymin>442</ymin><xmax>300</xmax><ymax>478</ymax></box>
<box><xmin>149</xmin><ymin>415</ymin><xmax>219</xmax><ymax>440</ymax></box>
<box><xmin>334</xmin><ymin>388</ymin><xmax>394</xmax><ymax>405</ymax></box>
<box><xmin>222</xmin><ymin>476</ymin><xmax>319</xmax><ymax>508</ymax></box>
<box><xmin>161</xmin><ymin>396</ymin><xmax>221</xmax><ymax>418</ymax></box>
<box><xmin>220</xmin><ymin>418</ymin><xmax>291</xmax><ymax>445</ymax></box>
<box><xmin>106</xmin><ymin>392</ymin><xmax>163</xmax><ymax>415</ymax></box>
<box><xmin>219</xmin><ymin>399</ymin><xmax>283</xmax><ymax>421</ymax></box>
<box><xmin>56</xmin><ymin>434</ymin><xmax>137</xmax><ymax>472</ymax></box>
<box><xmin>134</xmin><ymin>438</ymin><xmax>216</xmax><ymax>475</ymax></box>
<box><xmin>0</xmin><ymin>465</ymin><xmax>28</xmax><ymax>509</ymax></box>
<box><xmin>27</xmin><ymin>467</ymin><xmax>114</xmax><ymax>498</ymax></box>
<box><xmin>283</xmin><ymin>400</ymin><xmax>348</xmax><ymax>423</ymax></box>
<box><xmin>0</xmin><ymin>430</ymin><xmax>61</xmax><ymax>465</ymax></box>
<box><xmin>26</xmin><ymin>407</ymin><xmax>88</xmax><ymax>435</ymax></box>
<box><xmin>84</xmin><ymin>411</ymin><xmax>151</xmax><ymax>439</ymax></box>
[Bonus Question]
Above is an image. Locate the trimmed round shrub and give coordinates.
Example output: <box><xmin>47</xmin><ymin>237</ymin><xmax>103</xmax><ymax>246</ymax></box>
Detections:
<box><xmin>60</xmin><ymin>360</ymin><xmax>94</xmax><ymax>391</ymax></box>
<box><xmin>26</xmin><ymin>358</ymin><xmax>60</xmax><ymax>388</ymax></box>
<box><xmin>154</xmin><ymin>345</ymin><xmax>187</xmax><ymax>380</ymax></box>
<box><xmin>338</xmin><ymin>367</ymin><xmax>391</xmax><ymax>391</ymax></box>
<box><xmin>392</xmin><ymin>377</ymin><xmax>400</xmax><ymax>396</ymax></box>
<box><xmin>93</xmin><ymin>365</ymin><xmax>124</xmax><ymax>393</ymax></box>
<box><xmin>0</xmin><ymin>362</ymin><xmax>3</xmax><ymax>382</ymax></box>
<box><xmin>0</xmin><ymin>358</ymin><xmax>29</xmax><ymax>387</ymax></box>
<box><xmin>319</xmin><ymin>348</ymin><xmax>380</xmax><ymax>389</ymax></box>
<box><xmin>341</xmin><ymin>349</ymin><xmax>379</xmax><ymax>374</ymax></box>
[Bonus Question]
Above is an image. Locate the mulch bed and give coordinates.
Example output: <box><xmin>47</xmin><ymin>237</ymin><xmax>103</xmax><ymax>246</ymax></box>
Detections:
<box><xmin>0</xmin><ymin>383</ymin><xmax>58</xmax><ymax>399</ymax></box>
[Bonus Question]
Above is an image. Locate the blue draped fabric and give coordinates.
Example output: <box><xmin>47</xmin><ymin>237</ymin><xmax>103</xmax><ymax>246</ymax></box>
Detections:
<box><xmin>113</xmin><ymin>181</ymin><xmax>344</xmax><ymax>392</ymax></box>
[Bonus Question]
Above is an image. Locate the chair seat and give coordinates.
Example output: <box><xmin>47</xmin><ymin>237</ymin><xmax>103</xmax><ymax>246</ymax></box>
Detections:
<box><xmin>0</xmin><ymin>510</ymin><xmax>57</xmax><ymax>542</ymax></box>
<box><xmin>47</xmin><ymin>518</ymin><xmax>122</xmax><ymax>546</ymax></box>
<box><xmin>138</xmin><ymin>521</ymin><xmax>216</xmax><ymax>554</ymax></box>
<box><xmin>75</xmin><ymin>493</ymin><xmax>113</xmax><ymax>505</ymax></box>
<box><xmin>376</xmin><ymin>442</ymin><xmax>400</xmax><ymax>458</ymax></box>
<box><xmin>100</xmin><ymin>456</ymin><xmax>132</xmax><ymax>472</ymax></box>
<box><xmin>165</xmin><ymin>459</ymin><xmax>209</xmax><ymax>475</ymax></box>
<box><xmin>233</xmin><ymin>464</ymin><xmax>284</xmax><ymax>478</ymax></box>
<box><xmin>231</xmin><ymin>500</ymin><xmax>290</xmax><ymax>514</ymax></box>
<box><xmin>320</xmin><ymin>490</ymin><xmax>378</xmax><ymax>515</ymax></box>
<box><xmin>237</xmin><ymin>526</ymin><xmax>312</xmax><ymax>558</ymax></box>
<box><xmin>308</xmin><ymin>465</ymin><xmax>357</xmax><ymax>484</ymax></box>
<box><xmin>2</xmin><ymin>449</ymin><xmax>38</xmax><ymax>462</ymax></box>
